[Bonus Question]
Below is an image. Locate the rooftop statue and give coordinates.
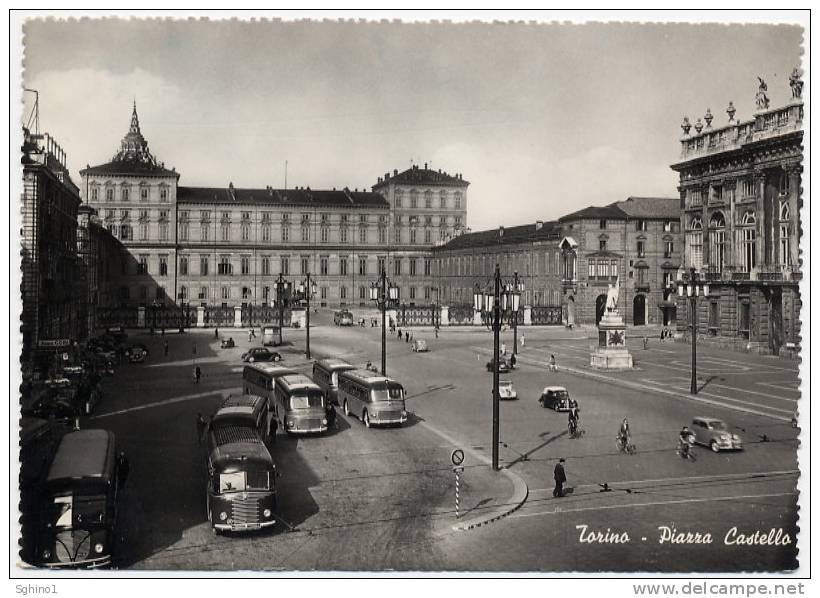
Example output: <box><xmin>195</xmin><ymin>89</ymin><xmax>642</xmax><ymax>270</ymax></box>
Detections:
<box><xmin>755</xmin><ymin>76</ymin><xmax>770</xmax><ymax>110</ymax></box>
<box><xmin>789</xmin><ymin>68</ymin><xmax>803</xmax><ymax>100</ymax></box>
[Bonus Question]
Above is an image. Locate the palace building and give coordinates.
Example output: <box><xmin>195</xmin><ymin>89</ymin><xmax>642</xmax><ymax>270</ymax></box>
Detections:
<box><xmin>80</xmin><ymin>105</ymin><xmax>469</xmax><ymax>312</ymax></box>
<box><xmin>671</xmin><ymin>73</ymin><xmax>803</xmax><ymax>354</ymax></box>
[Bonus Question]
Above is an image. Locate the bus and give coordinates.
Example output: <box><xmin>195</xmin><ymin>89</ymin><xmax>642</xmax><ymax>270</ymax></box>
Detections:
<box><xmin>312</xmin><ymin>358</ymin><xmax>356</xmax><ymax>406</ymax></box>
<box><xmin>337</xmin><ymin>369</ymin><xmax>407</xmax><ymax>428</ymax></box>
<box><xmin>273</xmin><ymin>374</ymin><xmax>328</xmax><ymax>435</ymax></box>
<box><xmin>34</xmin><ymin>429</ymin><xmax>128</xmax><ymax>568</ymax></box>
<box><xmin>203</xmin><ymin>395</ymin><xmax>277</xmax><ymax>533</ymax></box>
<box><xmin>243</xmin><ymin>363</ymin><xmax>298</xmax><ymax>410</ymax></box>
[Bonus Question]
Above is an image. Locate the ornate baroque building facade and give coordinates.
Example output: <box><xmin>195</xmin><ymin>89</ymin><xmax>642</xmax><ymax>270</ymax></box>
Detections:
<box><xmin>80</xmin><ymin>105</ymin><xmax>470</xmax><ymax>311</ymax></box>
<box><xmin>671</xmin><ymin>75</ymin><xmax>803</xmax><ymax>354</ymax></box>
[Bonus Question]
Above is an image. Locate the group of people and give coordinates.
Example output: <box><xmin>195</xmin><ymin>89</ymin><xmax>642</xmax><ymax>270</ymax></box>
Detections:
<box><xmin>396</xmin><ymin>329</ymin><xmax>414</xmax><ymax>343</ymax></box>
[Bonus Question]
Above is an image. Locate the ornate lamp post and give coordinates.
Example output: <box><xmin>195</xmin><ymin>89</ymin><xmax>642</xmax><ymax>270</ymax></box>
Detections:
<box><xmin>677</xmin><ymin>267</ymin><xmax>709</xmax><ymax>394</ymax></box>
<box><xmin>474</xmin><ymin>264</ymin><xmax>521</xmax><ymax>471</ymax></box>
<box><xmin>297</xmin><ymin>273</ymin><xmax>317</xmax><ymax>359</ymax></box>
<box><xmin>369</xmin><ymin>269</ymin><xmax>399</xmax><ymax>375</ymax></box>
<box><xmin>275</xmin><ymin>272</ymin><xmax>292</xmax><ymax>346</ymax></box>
<box><xmin>511</xmin><ymin>271</ymin><xmax>525</xmax><ymax>356</ymax></box>
<box><xmin>177</xmin><ymin>291</ymin><xmax>185</xmax><ymax>333</ymax></box>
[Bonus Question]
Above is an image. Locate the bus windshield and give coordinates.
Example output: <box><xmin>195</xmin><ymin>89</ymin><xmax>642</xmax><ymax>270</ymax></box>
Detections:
<box><xmin>289</xmin><ymin>392</ymin><xmax>324</xmax><ymax>410</ymax></box>
<box><xmin>47</xmin><ymin>494</ymin><xmax>106</xmax><ymax>530</ymax></box>
<box><xmin>371</xmin><ymin>384</ymin><xmax>404</xmax><ymax>402</ymax></box>
<box><xmin>219</xmin><ymin>470</ymin><xmax>270</xmax><ymax>493</ymax></box>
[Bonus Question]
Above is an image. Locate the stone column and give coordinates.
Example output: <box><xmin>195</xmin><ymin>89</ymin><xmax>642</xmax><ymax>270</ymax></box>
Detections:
<box><xmin>234</xmin><ymin>306</ymin><xmax>242</xmax><ymax>328</ymax></box>
<box><xmin>523</xmin><ymin>305</ymin><xmax>532</xmax><ymax>326</ymax></box>
<box><xmin>755</xmin><ymin>170</ymin><xmax>767</xmax><ymax>270</ymax></box>
<box><xmin>196</xmin><ymin>306</ymin><xmax>205</xmax><ymax>328</ymax></box>
<box><xmin>137</xmin><ymin>306</ymin><xmax>146</xmax><ymax>328</ymax></box>
<box><xmin>440</xmin><ymin>305</ymin><xmax>449</xmax><ymax>327</ymax></box>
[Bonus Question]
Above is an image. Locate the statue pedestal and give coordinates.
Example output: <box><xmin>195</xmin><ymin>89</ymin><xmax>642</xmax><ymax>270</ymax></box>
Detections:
<box><xmin>590</xmin><ymin>311</ymin><xmax>633</xmax><ymax>370</ymax></box>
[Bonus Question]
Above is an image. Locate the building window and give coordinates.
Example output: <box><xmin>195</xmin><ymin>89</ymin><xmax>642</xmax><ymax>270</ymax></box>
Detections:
<box><xmin>779</xmin><ymin>170</ymin><xmax>791</xmax><ymax>196</ymax></box>
<box><xmin>410</xmin><ymin>287</ymin><xmax>416</xmax><ymax>300</ymax></box>
<box><xmin>140</xmin><ymin>187</ymin><xmax>149</xmax><ymax>201</ymax></box>
<box><xmin>410</xmin><ymin>258</ymin><xmax>417</xmax><ymax>276</ymax></box>
<box><xmin>221</xmin><ymin>224</ymin><xmax>230</xmax><ymax>242</ymax></box>
<box><xmin>241</xmin><ymin>224</ymin><xmax>250</xmax><ymax>241</ymax></box>
<box><xmin>263</xmin><ymin>286</ymin><xmax>271</xmax><ymax>302</ymax></box>
<box><xmin>424</xmin><ymin>258</ymin><xmax>431</xmax><ymax>276</ymax></box>
<box><xmin>780</xmin><ymin>202</ymin><xmax>791</xmax><ymax>266</ymax></box>
<box><xmin>301</xmin><ymin>256</ymin><xmax>309</xmax><ymax>275</ymax></box>
<box><xmin>637</xmin><ymin>241</ymin><xmax>646</xmax><ymax>258</ymax></box>
<box><xmin>179</xmin><ymin>286</ymin><xmax>187</xmax><ymax>300</ymax></box>
<box><xmin>320</xmin><ymin>286</ymin><xmax>327</xmax><ymax>300</ymax></box>
<box><xmin>410</xmin><ymin>190</ymin><xmax>418</xmax><ymax>209</ymax></box>
<box><xmin>425</xmin><ymin>191</ymin><xmax>432</xmax><ymax>209</ymax></box>
<box><xmin>241</xmin><ymin>256</ymin><xmax>250</xmax><ymax>275</ymax></box>
<box><xmin>339</xmin><ymin>257</ymin><xmax>348</xmax><ymax>276</ymax></box>
<box><xmin>159</xmin><ymin>222</ymin><xmax>169</xmax><ymax>242</ymax></box>
<box><xmin>159</xmin><ymin>187</ymin><xmax>168</xmax><ymax>202</ymax></box>
<box><xmin>262</xmin><ymin>225</ymin><xmax>271</xmax><ymax>242</ymax></box>
<box><xmin>394</xmin><ymin>259</ymin><xmax>402</xmax><ymax>276</ymax></box>
<box><xmin>664</xmin><ymin>240</ymin><xmax>674</xmax><ymax>259</ymax></box>
<box><xmin>158</xmin><ymin>255</ymin><xmax>168</xmax><ymax>276</ymax></box>
<box><xmin>359</xmin><ymin>286</ymin><xmax>367</xmax><ymax>300</ymax></box>
<box><xmin>320</xmin><ymin>257</ymin><xmax>329</xmax><ymax>276</ymax></box>
<box><xmin>599</xmin><ymin>219</ymin><xmax>607</xmax><ymax>229</ymax></box>
<box><xmin>709</xmin><ymin>212</ymin><xmax>726</xmax><ymax>272</ymax></box>
<box><xmin>340</xmin><ymin>227</ymin><xmax>348</xmax><ymax>243</ymax></box>
<box><xmin>636</xmin><ymin>267</ymin><xmax>648</xmax><ymax>285</ymax></box>
<box><xmin>358</xmin><ymin>257</ymin><xmax>367</xmax><ymax>276</ymax></box>
<box><xmin>599</xmin><ymin>260</ymin><xmax>609</xmax><ymax>278</ymax></box>
<box><xmin>106</xmin><ymin>188</ymin><xmax>114</xmax><ymax>202</ymax></box>
<box><xmin>359</xmin><ymin>226</ymin><xmax>367</xmax><ymax>244</ymax></box>
<box><xmin>687</xmin><ymin>216</ymin><xmax>703</xmax><ymax>270</ymax></box>
<box><xmin>739</xmin><ymin>299</ymin><xmax>751</xmax><ymax>338</ymax></box>
<box><xmin>301</xmin><ymin>226</ymin><xmax>310</xmax><ymax>242</ymax></box>
<box><xmin>377</xmin><ymin>256</ymin><xmax>386</xmax><ymax>275</ymax></box>
<box><xmin>198</xmin><ymin>286</ymin><xmax>207</xmax><ymax>301</ymax></box>
<box><xmin>261</xmin><ymin>256</ymin><xmax>270</xmax><ymax>275</ymax></box>
<box><xmin>218</xmin><ymin>256</ymin><xmax>232</xmax><ymax>275</ymax></box>
<box><xmin>221</xmin><ymin>286</ymin><xmax>230</xmax><ymax>300</ymax></box>
<box><xmin>120</xmin><ymin>224</ymin><xmax>132</xmax><ymax>240</ymax></box>
<box><xmin>321</xmin><ymin>226</ymin><xmax>329</xmax><ymax>243</ymax></box>
<box><xmin>635</xmin><ymin>220</ymin><xmax>647</xmax><ymax>232</ymax></box>
<box><xmin>378</xmin><ymin>227</ymin><xmax>386</xmax><ymax>244</ymax></box>
<box><xmin>180</xmin><ymin>222</ymin><xmax>189</xmax><ymax>241</ymax></box>
<box><xmin>242</xmin><ymin>287</ymin><xmax>251</xmax><ymax>300</ymax></box>
<box><xmin>200</xmin><ymin>256</ymin><xmax>209</xmax><ymax>276</ymax></box>
<box><xmin>663</xmin><ymin>271</ymin><xmax>675</xmax><ymax>287</ymax></box>
<box><xmin>440</xmin><ymin>191</ymin><xmax>447</xmax><ymax>208</ymax></box>
<box><xmin>340</xmin><ymin>286</ymin><xmax>347</xmax><ymax>300</ymax></box>
<box><xmin>281</xmin><ymin>226</ymin><xmax>290</xmax><ymax>242</ymax></box>
<box><xmin>139</xmin><ymin>223</ymin><xmax>149</xmax><ymax>241</ymax></box>
<box><xmin>395</xmin><ymin>189</ymin><xmax>403</xmax><ymax>208</ymax></box>
<box><xmin>201</xmin><ymin>224</ymin><xmax>209</xmax><ymax>242</ymax></box>
<box><xmin>739</xmin><ymin>212</ymin><xmax>756</xmax><ymax>272</ymax></box>
<box><xmin>179</xmin><ymin>256</ymin><xmax>188</xmax><ymax>276</ymax></box>
<box><xmin>90</xmin><ymin>187</ymin><xmax>99</xmax><ymax>201</ymax></box>
<box><xmin>424</xmin><ymin>287</ymin><xmax>431</xmax><ymax>301</ymax></box>
<box><xmin>599</xmin><ymin>239</ymin><xmax>607</xmax><ymax>251</ymax></box>
<box><xmin>588</xmin><ymin>261</ymin><xmax>596</xmax><ymax>278</ymax></box>
<box><xmin>741</xmin><ymin>178</ymin><xmax>755</xmax><ymax>198</ymax></box>
<box><xmin>138</xmin><ymin>255</ymin><xmax>148</xmax><ymax>275</ymax></box>
<box><xmin>454</xmin><ymin>192</ymin><xmax>461</xmax><ymax>209</ymax></box>
<box><xmin>121</xmin><ymin>187</ymin><xmax>129</xmax><ymax>202</ymax></box>
<box><xmin>410</xmin><ymin>228</ymin><xmax>417</xmax><ymax>244</ymax></box>
<box><xmin>280</xmin><ymin>256</ymin><xmax>290</xmax><ymax>275</ymax></box>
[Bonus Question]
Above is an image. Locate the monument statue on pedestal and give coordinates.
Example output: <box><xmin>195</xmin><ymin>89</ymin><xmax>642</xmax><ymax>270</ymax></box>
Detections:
<box><xmin>606</xmin><ymin>276</ymin><xmax>620</xmax><ymax>313</ymax></box>
<box><xmin>590</xmin><ymin>275</ymin><xmax>633</xmax><ymax>369</ymax></box>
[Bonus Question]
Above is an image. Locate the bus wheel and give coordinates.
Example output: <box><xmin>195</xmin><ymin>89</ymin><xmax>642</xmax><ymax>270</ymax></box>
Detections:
<box><xmin>343</xmin><ymin>400</ymin><xmax>350</xmax><ymax>416</ymax></box>
<box><xmin>363</xmin><ymin>410</ymin><xmax>371</xmax><ymax>428</ymax></box>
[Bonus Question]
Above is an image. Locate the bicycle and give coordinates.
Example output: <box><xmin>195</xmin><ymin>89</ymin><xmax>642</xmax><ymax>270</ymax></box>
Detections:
<box><xmin>616</xmin><ymin>435</ymin><xmax>636</xmax><ymax>455</ymax></box>
<box><xmin>568</xmin><ymin>419</ymin><xmax>585</xmax><ymax>439</ymax></box>
<box><xmin>677</xmin><ymin>440</ymin><xmax>697</xmax><ymax>461</ymax></box>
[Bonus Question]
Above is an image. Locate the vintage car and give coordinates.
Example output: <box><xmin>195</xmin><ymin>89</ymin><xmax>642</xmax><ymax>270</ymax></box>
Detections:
<box><xmin>125</xmin><ymin>344</ymin><xmax>149</xmax><ymax>363</ymax></box>
<box><xmin>690</xmin><ymin>417</ymin><xmax>744</xmax><ymax>453</ymax></box>
<box><xmin>221</xmin><ymin>337</ymin><xmax>236</xmax><ymax>349</ymax></box>
<box><xmin>498</xmin><ymin>379</ymin><xmax>517</xmax><ymax>400</ymax></box>
<box><xmin>241</xmin><ymin>347</ymin><xmax>282</xmax><ymax>363</ymax></box>
<box><xmin>24</xmin><ymin>376</ymin><xmax>100</xmax><ymax>419</ymax></box>
<box><xmin>538</xmin><ymin>386</ymin><xmax>572</xmax><ymax>411</ymax></box>
<box><xmin>486</xmin><ymin>357</ymin><xmax>511</xmax><ymax>373</ymax></box>
<box><xmin>410</xmin><ymin>339</ymin><xmax>429</xmax><ymax>353</ymax></box>
<box><xmin>333</xmin><ymin>310</ymin><xmax>354</xmax><ymax>326</ymax></box>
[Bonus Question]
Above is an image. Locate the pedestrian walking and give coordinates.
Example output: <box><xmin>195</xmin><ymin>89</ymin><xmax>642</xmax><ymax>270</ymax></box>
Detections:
<box><xmin>405</xmin><ymin>331</ymin><xmax>409</xmax><ymax>343</ymax></box>
<box><xmin>194</xmin><ymin>365</ymin><xmax>201</xmax><ymax>384</ymax></box>
<box><xmin>553</xmin><ymin>458</ymin><xmax>567</xmax><ymax>498</ymax></box>
<box><xmin>510</xmin><ymin>353</ymin><xmax>517</xmax><ymax>369</ymax></box>
<box><xmin>248</xmin><ymin>330</ymin><xmax>253</xmax><ymax>343</ymax></box>
<box><xmin>643</xmin><ymin>336</ymin><xmax>649</xmax><ymax>350</ymax></box>
<box><xmin>501</xmin><ymin>342</ymin><xmax>506</xmax><ymax>355</ymax></box>
<box><xmin>215</xmin><ymin>327</ymin><xmax>219</xmax><ymax>339</ymax></box>
<box><xmin>397</xmin><ymin>328</ymin><xmax>402</xmax><ymax>340</ymax></box>
<box><xmin>435</xmin><ymin>327</ymin><xmax>439</xmax><ymax>339</ymax></box>
<box><xmin>549</xmin><ymin>354</ymin><xmax>557</xmax><ymax>372</ymax></box>
<box><xmin>164</xmin><ymin>340</ymin><xmax>169</xmax><ymax>357</ymax></box>
<box><xmin>520</xmin><ymin>333</ymin><xmax>525</xmax><ymax>348</ymax></box>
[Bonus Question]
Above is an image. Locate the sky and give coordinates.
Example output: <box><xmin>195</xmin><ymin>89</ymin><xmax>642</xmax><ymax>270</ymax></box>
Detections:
<box><xmin>21</xmin><ymin>17</ymin><xmax>804</xmax><ymax>231</ymax></box>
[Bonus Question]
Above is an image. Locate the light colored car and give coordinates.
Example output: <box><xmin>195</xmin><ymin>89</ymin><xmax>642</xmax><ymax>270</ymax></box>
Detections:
<box><xmin>498</xmin><ymin>379</ymin><xmax>517</xmax><ymax>400</ymax></box>
<box><xmin>691</xmin><ymin>417</ymin><xmax>743</xmax><ymax>452</ymax></box>
<box><xmin>334</xmin><ymin>310</ymin><xmax>354</xmax><ymax>326</ymax></box>
<box><xmin>411</xmin><ymin>339</ymin><xmax>429</xmax><ymax>352</ymax></box>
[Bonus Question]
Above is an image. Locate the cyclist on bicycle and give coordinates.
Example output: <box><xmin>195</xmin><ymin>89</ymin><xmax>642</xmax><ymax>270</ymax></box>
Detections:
<box><xmin>617</xmin><ymin>417</ymin><xmax>631</xmax><ymax>449</ymax></box>
<box><xmin>678</xmin><ymin>425</ymin><xmax>693</xmax><ymax>457</ymax></box>
<box><xmin>568</xmin><ymin>403</ymin><xmax>580</xmax><ymax>435</ymax></box>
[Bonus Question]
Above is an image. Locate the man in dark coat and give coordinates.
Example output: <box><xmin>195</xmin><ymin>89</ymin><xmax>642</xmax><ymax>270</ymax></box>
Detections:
<box><xmin>553</xmin><ymin>458</ymin><xmax>567</xmax><ymax>498</ymax></box>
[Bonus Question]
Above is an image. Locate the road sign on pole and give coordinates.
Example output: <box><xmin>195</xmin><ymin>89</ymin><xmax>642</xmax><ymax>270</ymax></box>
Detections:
<box><xmin>451</xmin><ymin>449</ymin><xmax>464</xmax><ymax>467</ymax></box>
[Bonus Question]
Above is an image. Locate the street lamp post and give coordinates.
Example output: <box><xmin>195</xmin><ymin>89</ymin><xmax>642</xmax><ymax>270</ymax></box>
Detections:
<box><xmin>474</xmin><ymin>264</ymin><xmax>521</xmax><ymax>471</ymax></box>
<box><xmin>275</xmin><ymin>273</ymin><xmax>292</xmax><ymax>346</ymax></box>
<box><xmin>370</xmin><ymin>269</ymin><xmax>399</xmax><ymax>376</ymax></box>
<box><xmin>511</xmin><ymin>271</ymin><xmax>524</xmax><ymax>356</ymax></box>
<box><xmin>298</xmin><ymin>273</ymin><xmax>317</xmax><ymax>359</ymax></box>
<box><xmin>177</xmin><ymin>292</ymin><xmax>185</xmax><ymax>333</ymax></box>
<box><xmin>677</xmin><ymin>267</ymin><xmax>709</xmax><ymax>394</ymax></box>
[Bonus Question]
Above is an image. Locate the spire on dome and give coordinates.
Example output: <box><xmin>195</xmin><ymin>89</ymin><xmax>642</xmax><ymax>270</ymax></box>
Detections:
<box><xmin>112</xmin><ymin>101</ymin><xmax>157</xmax><ymax>165</ymax></box>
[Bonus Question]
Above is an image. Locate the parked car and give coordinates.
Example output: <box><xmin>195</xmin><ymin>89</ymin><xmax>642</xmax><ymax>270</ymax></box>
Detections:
<box><xmin>538</xmin><ymin>386</ymin><xmax>572</xmax><ymax>411</ymax></box>
<box><xmin>241</xmin><ymin>347</ymin><xmax>282</xmax><ymax>363</ymax></box>
<box><xmin>498</xmin><ymin>379</ymin><xmax>517</xmax><ymax>400</ymax></box>
<box><xmin>125</xmin><ymin>343</ymin><xmax>149</xmax><ymax>362</ymax></box>
<box><xmin>221</xmin><ymin>337</ymin><xmax>236</xmax><ymax>349</ymax></box>
<box><xmin>486</xmin><ymin>357</ymin><xmax>511</xmax><ymax>373</ymax></box>
<box><xmin>411</xmin><ymin>339</ymin><xmax>429</xmax><ymax>353</ymax></box>
<box><xmin>334</xmin><ymin>310</ymin><xmax>354</xmax><ymax>326</ymax></box>
<box><xmin>106</xmin><ymin>326</ymin><xmax>128</xmax><ymax>343</ymax></box>
<box><xmin>690</xmin><ymin>417</ymin><xmax>743</xmax><ymax>452</ymax></box>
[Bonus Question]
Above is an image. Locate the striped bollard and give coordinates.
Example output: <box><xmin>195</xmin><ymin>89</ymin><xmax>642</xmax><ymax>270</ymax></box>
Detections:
<box><xmin>454</xmin><ymin>465</ymin><xmax>464</xmax><ymax>518</ymax></box>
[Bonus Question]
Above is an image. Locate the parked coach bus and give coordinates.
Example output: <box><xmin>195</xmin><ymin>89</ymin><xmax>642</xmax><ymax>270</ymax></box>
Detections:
<box><xmin>312</xmin><ymin>358</ymin><xmax>356</xmax><ymax>406</ymax></box>
<box><xmin>34</xmin><ymin>429</ymin><xmax>128</xmax><ymax>568</ymax></box>
<box><xmin>337</xmin><ymin>369</ymin><xmax>407</xmax><ymax>428</ymax></box>
<box><xmin>243</xmin><ymin>363</ymin><xmax>297</xmax><ymax>410</ymax></box>
<box><xmin>273</xmin><ymin>374</ymin><xmax>328</xmax><ymax>435</ymax></box>
<box><xmin>202</xmin><ymin>395</ymin><xmax>277</xmax><ymax>533</ymax></box>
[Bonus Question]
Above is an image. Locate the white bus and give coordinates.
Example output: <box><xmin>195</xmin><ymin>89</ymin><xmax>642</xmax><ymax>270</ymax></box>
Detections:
<box><xmin>337</xmin><ymin>369</ymin><xmax>407</xmax><ymax>428</ymax></box>
<box><xmin>273</xmin><ymin>374</ymin><xmax>328</xmax><ymax>435</ymax></box>
<box><xmin>312</xmin><ymin>358</ymin><xmax>356</xmax><ymax>406</ymax></box>
<box><xmin>242</xmin><ymin>363</ymin><xmax>297</xmax><ymax>411</ymax></box>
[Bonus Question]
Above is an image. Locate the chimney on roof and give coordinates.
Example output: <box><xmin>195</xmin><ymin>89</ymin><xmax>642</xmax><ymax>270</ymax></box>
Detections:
<box><xmin>378</xmin><ymin>177</ymin><xmax>382</xmax><ymax>183</ymax></box>
<box><xmin>499</xmin><ymin>226</ymin><xmax>504</xmax><ymax>238</ymax></box>
<box><xmin>536</xmin><ymin>220</ymin><xmax>543</xmax><ymax>230</ymax></box>
<box><xmin>385</xmin><ymin>172</ymin><xmax>389</xmax><ymax>180</ymax></box>
<box><xmin>424</xmin><ymin>162</ymin><xmax>428</xmax><ymax>169</ymax></box>
<box><xmin>393</xmin><ymin>169</ymin><xmax>398</xmax><ymax>176</ymax></box>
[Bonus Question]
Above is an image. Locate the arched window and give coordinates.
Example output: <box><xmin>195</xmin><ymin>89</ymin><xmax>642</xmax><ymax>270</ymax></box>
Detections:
<box><xmin>709</xmin><ymin>211</ymin><xmax>725</xmax><ymax>228</ymax></box>
<box><xmin>410</xmin><ymin>189</ymin><xmax>419</xmax><ymax>209</ymax></box>
<box><xmin>780</xmin><ymin>201</ymin><xmax>791</xmax><ymax>266</ymax></box>
<box><xmin>779</xmin><ymin>201</ymin><xmax>790</xmax><ymax>221</ymax></box>
<box><xmin>424</xmin><ymin>190</ymin><xmax>433</xmax><ymax>209</ymax></box>
<box><xmin>687</xmin><ymin>216</ymin><xmax>703</xmax><ymax>269</ymax></box>
<box><xmin>439</xmin><ymin>190</ymin><xmax>448</xmax><ymax>208</ymax></box>
<box><xmin>394</xmin><ymin>188</ymin><xmax>403</xmax><ymax>208</ymax></box>
<box><xmin>739</xmin><ymin>211</ymin><xmax>756</xmax><ymax>272</ymax></box>
<box><xmin>742</xmin><ymin>212</ymin><xmax>756</xmax><ymax>226</ymax></box>
<box><xmin>709</xmin><ymin>212</ymin><xmax>726</xmax><ymax>272</ymax></box>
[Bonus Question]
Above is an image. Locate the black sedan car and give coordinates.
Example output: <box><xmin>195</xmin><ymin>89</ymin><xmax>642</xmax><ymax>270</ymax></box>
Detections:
<box><xmin>221</xmin><ymin>337</ymin><xmax>236</xmax><ymax>349</ymax></box>
<box><xmin>241</xmin><ymin>347</ymin><xmax>282</xmax><ymax>363</ymax></box>
<box><xmin>486</xmin><ymin>357</ymin><xmax>511</xmax><ymax>373</ymax></box>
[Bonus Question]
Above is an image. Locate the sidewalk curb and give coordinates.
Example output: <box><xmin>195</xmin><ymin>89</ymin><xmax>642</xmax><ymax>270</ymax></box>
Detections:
<box><xmin>451</xmin><ymin>468</ymin><xmax>529</xmax><ymax>532</ymax></box>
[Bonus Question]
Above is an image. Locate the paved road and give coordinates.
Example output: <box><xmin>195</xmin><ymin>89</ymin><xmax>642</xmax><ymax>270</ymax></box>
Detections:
<box><xmin>84</xmin><ymin>315</ymin><xmax>800</xmax><ymax>571</ymax></box>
